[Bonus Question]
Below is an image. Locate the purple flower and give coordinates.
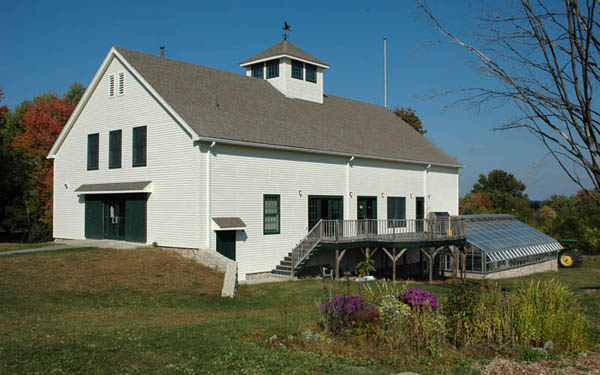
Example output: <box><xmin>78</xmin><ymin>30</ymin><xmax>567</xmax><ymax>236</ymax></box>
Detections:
<box><xmin>319</xmin><ymin>295</ymin><xmax>379</xmax><ymax>333</ymax></box>
<box><xmin>398</xmin><ymin>288</ymin><xmax>439</xmax><ymax>309</ymax></box>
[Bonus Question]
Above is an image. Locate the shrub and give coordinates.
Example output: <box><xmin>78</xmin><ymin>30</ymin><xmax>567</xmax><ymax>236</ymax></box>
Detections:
<box><xmin>319</xmin><ymin>295</ymin><xmax>379</xmax><ymax>334</ymax></box>
<box><xmin>400</xmin><ymin>287</ymin><xmax>439</xmax><ymax>309</ymax></box>
<box><xmin>375</xmin><ymin>295</ymin><xmax>411</xmax><ymax>330</ymax></box>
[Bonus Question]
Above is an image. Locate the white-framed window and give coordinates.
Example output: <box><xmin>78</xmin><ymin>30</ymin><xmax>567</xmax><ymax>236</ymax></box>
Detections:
<box><xmin>118</xmin><ymin>71</ymin><xmax>125</xmax><ymax>96</ymax></box>
<box><xmin>108</xmin><ymin>74</ymin><xmax>115</xmax><ymax>97</ymax></box>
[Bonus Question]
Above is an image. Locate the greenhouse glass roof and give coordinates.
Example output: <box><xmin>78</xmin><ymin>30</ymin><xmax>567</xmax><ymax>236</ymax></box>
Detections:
<box><xmin>459</xmin><ymin>214</ymin><xmax>562</xmax><ymax>262</ymax></box>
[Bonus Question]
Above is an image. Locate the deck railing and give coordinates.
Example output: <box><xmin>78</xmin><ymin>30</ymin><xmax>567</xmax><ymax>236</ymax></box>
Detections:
<box><xmin>290</xmin><ymin>218</ymin><xmax>466</xmax><ymax>277</ymax></box>
<box><xmin>320</xmin><ymin>218</ymin><xmax>466</xmax><ymax>242</ymax></box>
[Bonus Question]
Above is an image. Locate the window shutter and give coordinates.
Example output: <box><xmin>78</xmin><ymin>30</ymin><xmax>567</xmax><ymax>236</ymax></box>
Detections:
<box><xmin>109</xmin><ymin>130</ymin><xmax>122</xmax><ymax>169</ymax></box>
<box><xmin>87</xmin><ymin>133</ymin><xmax>99</xmax><ymax>170</ymax></box>
<box><xmin>132</xmin><ymin>126</ymin><xmax>147</xmax><ymax>167</ymax></box>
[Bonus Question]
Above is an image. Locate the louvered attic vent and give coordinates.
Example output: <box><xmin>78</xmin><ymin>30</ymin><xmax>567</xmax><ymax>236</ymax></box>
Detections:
<box><xmin>109</xmin><ymin>74</ymin><xmax>115</xmax><ymax>97</ymax></box>
<box><xmin>118</xmin><ymin>72</ymin><xmax>125</xmax><ymax>95</ymax></box>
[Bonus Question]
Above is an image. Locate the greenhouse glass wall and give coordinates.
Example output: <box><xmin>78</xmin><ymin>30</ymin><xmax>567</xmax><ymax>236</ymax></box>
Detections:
<box><xmin>446</xmin><ymin>214</ymin><xmax>561</xmax><ymax>274</ymax></box>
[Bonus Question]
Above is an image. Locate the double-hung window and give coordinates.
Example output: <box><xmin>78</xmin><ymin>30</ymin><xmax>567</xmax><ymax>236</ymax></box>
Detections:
<box><xmin>264</xmin><ymin>195</ymin><xmax>280</xmax><ymax>234</ymax></box>
<box><xmin>305</xmin><ymin>63</ymin><xmax>317</xmax><ymax>83</ymax></box>
<box><xmin>387</xmin><ymin>197</ymin><xmax>406</xmax><ymax>228</ymax></box>
<box><xmin>87</xmin><ymin>133</ymin><xmax>99</xmax><ymax>170</ymax></box>
<box><xmin>132</xmin><ymin>126</ymin><xmax>147</xmax><ymax>167</ymax></box>
<box><xmin>109</xmin><ymin>130</ymin><xmax>122</xmax><ymax>169</ymax></box>
<box><xmin>291</xmin><ymin>60</ymin><xmax>303</xmax><ymax>79</ymax></box>
<box><xmin>266</xmin><ymin>59</ymin><xmax>279</xmax><ymax>78</ymax></box>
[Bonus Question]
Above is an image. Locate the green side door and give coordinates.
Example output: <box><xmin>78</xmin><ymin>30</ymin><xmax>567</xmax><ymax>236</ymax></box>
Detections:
<box><xmin>85</xmin><ymin>195</ymin><xmax>103</xmax><ymax>239</ymax></box>
<box><xmin>216</xmin><ymin>231</ymin><xmax>236</xmax><ymax>261</ymax></box>
<box><xmin>125</xmin><ymin>194</ymin><xmax>147</xmax><ymax>243</ymax></box>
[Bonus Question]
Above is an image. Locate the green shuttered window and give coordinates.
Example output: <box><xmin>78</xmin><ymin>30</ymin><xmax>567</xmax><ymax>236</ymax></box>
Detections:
<box><xmin>305</xmin><ymin>63</ymin><xmax>317</xmax><ymax>83</ymax></box>
<box><xmin>291</xmin><ymin>60</ymin><xmax>303</xmax><ymax>79</ymax></box>
<box><xmin>264</xmin><ymin>195</ymin><xmax>280</xmax><ymax>234</ymax></box>
<box><xmin>109</xmin><ymin>130</ymin><xmax>122</xmax><ymax>169</ymax></box>
<box><xmin>87</xmin><ymin>133</ymin><xmax>99</xmax><ymax>170</ymax></box>
<box><xmin>387</xmin><ymin>197</ymin><xmax>406</xmax><ymax>228</ymax></box>
<box><xmin>132</xmin><ymin>126</ymin><xmax>147</xmax><ymax>167</ymax></box>
<box><xmin>266</xmin><ymin>59</ymin><xmax>279</xmax><ymax>78</ymax></box>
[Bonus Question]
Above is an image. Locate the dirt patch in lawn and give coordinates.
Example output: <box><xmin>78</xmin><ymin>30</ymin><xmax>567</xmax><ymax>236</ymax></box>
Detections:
<box><xmin>475</xmin><ymin>352</ymin><xmax>600</xmax><ymax>374</ymax></box>
<box><xmin>0</xmin><ymin>248</ymin><xmax>223</xmax><ymax>295</ymax></box>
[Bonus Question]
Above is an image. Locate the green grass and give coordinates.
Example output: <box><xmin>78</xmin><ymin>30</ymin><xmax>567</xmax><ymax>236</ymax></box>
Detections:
<box><xmin>0</xmin><ymin>249</ymin><xmax>598</xmax><ymax>374</ymax></box>
<box><xmin>0</xmin><ymin>241</ymin><xmax>54</xmax><ymax>252</ymax></box>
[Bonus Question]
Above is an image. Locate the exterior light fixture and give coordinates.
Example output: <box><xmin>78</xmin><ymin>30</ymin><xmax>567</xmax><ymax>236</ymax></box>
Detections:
<box><xmin>410</xmin><ymin>193</ymin><xmax>414</xmax><ymax>199</ymax></box>
<box><xmin>349</xmin><ymin>192</ymin><xmax>353</xmax><ymax>197</ymax></box>
<box><xmin>298</xmin><ymin>189</ymin><xmax>302</xmax><ymax>197</ymax></box>
<box><xmin>381</xmin><ymin>192</ymin><xmax>385</xmax><ymax>198</ymax></box>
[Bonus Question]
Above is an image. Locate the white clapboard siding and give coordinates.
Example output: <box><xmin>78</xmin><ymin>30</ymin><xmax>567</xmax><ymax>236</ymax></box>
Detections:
<box><xmin>53</xmin><ymin>55</ymin><xmax>200</xmax><ymax>248</ymax></box>
<box><xmin>208</xmin><ymin>143</ymin><xmax>459</xmax><ymax>280</ymax></box>
<box><xmin>426</xmin><ymin>166</ymin><xmax>459</xmax><ymax>215</ymax></box>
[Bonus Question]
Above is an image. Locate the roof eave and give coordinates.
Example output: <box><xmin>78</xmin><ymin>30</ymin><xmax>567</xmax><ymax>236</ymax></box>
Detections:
<box><xmin>240</xmin><ymin>54</ymin><xmax>330</xmax><ymax>69</ymax></box>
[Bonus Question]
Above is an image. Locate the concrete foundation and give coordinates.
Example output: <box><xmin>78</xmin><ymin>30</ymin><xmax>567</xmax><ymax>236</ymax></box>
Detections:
<box><xmin>446</xmin><ymin>258</ymin><xmax>558</xmax><ymax>280</ymax></box>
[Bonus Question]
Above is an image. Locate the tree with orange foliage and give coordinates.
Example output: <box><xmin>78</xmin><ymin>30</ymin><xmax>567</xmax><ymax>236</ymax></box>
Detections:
<box><xmin>393</xmin><ymin>106</ymin><xmax>427</xmax><ymax>135</ymax></box>
<box><xmin>459</xmin><ymin>191</ymin><xmax>494</xmax><ymax>215</ymax></box>
<box><xmin>10</xmin><ymin>93</ymin><xmax>76</xmax><ymax>239</ymax></box>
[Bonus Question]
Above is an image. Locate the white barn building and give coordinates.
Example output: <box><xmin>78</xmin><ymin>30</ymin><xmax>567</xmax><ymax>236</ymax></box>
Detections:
<box><xmin>49</xmin><ymin>40</ymin><xmax>464</xmax><ymax>281</ymax></box>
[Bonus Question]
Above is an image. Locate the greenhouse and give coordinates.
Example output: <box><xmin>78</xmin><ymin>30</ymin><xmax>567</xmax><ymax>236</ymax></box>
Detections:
<box><xmin>457</xmin><ymin>214</ymin><xmax>561</xmax><ymax>274</ymax></box>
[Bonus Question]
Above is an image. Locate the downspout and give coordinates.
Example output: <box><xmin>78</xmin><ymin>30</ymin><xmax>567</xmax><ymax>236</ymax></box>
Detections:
<box><xmin>346</xmin><ymin>156</ymin><xmax>354</xmax><ymax>219</ymax></box>
<box><xmin>207</xmin><ymin>141</ymin><xmax>216</xmax><ymax>248</ymax></box>
<box><xmin>424</xmin><ymin>164</ymin><xmax>431</xmax><ymax>215</ymax></box>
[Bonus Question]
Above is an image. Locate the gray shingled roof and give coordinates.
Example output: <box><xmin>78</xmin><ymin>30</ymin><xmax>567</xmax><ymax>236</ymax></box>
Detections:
<box><xmin>213</xmin><ymin>217</ymin><xmax>247</xmax><ymax>229</ymax></box>
<box><xmin>75</xmin><ymin>181</ymin><xmax>151</xmax><ymax>192</ymax></box>
<box><xmin>115</xmin><ymin>47</ymin><xmax>461</xmax><ymax>167</ymax></box>
<box><xmin>240</xmin><ymin>40</ymin><xmax>329</xmax><ymax>67</ymax></box>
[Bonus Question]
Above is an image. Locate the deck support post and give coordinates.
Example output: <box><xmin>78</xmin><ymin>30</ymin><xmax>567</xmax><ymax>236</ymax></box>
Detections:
<box><xmin>461</xmin><ymin>246</ymin><xmax>467</xmax><ymax>281</ymax></box>
<box><xmin>335</xmin><ymin>248</ymin><xmax>347</xmax><ymax>280</ymax></box>
<box><xmin>382</xmin><ymin>247</ymin><xmax>407</xmax><ymax>282</ymax></box>
<box><xmin>419</xmin><ymin>247</ymin><xmax>443</xmax><ymax>284</ymax></box>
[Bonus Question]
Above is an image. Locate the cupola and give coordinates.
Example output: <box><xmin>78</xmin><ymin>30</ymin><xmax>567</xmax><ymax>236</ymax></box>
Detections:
<box><xmin>240</xmin><ymin>40</ymin><xmax>329</xmax><ymax>104</ymax></box>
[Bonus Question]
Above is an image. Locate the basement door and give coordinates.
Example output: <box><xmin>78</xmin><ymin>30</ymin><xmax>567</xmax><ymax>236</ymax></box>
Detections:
<box><xmin>216</xmin><ymin>231</ymin><xmax>236</xmax><ymax>261</ymax></box>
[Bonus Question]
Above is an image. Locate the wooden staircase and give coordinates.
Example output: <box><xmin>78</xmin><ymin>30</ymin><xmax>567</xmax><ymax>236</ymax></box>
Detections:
<box><xmin>271</xmin><ymin>220</ymin><xmax>324</xmax><ymax>278</ymax></box>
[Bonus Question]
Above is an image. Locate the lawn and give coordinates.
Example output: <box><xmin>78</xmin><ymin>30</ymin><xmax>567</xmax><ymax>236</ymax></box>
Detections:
<box><xmin>0</xmin><ymin>249</ymin><xmax>598</xmax><ymax>374</ymax></box>
<box><xmin>0</xmin><ymin>241</ymin><xmax>55</xmax><ymax>252</ymax></box>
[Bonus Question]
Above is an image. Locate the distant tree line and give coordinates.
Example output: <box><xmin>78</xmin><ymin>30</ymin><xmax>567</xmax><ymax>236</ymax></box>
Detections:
<box><xmin>461</xmin><ymin>169</ymin><xmax>600</xmax><ymax>254</ymax></box>
<box><xmin>0</xmin><ymin>83</ymin><xmax>84</xmax><ymax>242</ymax></box>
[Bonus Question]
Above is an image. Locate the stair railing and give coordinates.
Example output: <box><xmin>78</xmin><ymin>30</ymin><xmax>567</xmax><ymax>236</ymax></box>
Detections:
<box><xmin>291</xmin><ymin>220</ymin><xmax>325</xmax><ymax>278</ymax></box>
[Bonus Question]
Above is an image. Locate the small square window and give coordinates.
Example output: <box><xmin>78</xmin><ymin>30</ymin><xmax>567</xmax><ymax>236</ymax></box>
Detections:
<box><xmin>291</xmin><ymin>60</ymin><xmax>303</xmax><ymax>80</ymax></box>
<box><xmin>251</xmin><ymin>63</ymin><xmax>264</xmax><ymax>79</ymax></box>
<box><xmin>306</xmin><ymin>64</ymin><xmax>317</xmax><ymax>83</ymax></box>
<box><xmin>266</xmin><ymin>59</ymin><xmax>279</xmax><ymax>79</ymax></box>
<box><xmin>264</xmin><ymin>195</ymin><xmax>280</xmax><ymax>234</ymax></box>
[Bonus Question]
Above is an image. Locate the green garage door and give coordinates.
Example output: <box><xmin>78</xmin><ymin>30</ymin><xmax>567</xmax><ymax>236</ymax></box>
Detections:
<box><xmin>85</xmin><ymin>193</ymin><xmax>147</xmax><ymax>243</ymax></box>
<box><xmin>125</xmin><ymin>194</ymin><xmax>147</xmax><ymax>243</ymax></box>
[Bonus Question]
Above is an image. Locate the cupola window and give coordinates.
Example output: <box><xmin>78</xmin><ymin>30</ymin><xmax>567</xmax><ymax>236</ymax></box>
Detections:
<box><xmin>266</xmin><ymin>59</ymin><xmax>279</xmax><ymax>78</ymax></box>
<box><xmin>306</xmin><ymin>64</ymin><xmax>317</xmax><ymax>83</ymax></box>
<box><xmin>291</xmin><ymin>60</ymin><xmax>303</xmax><ymax>80</ymax></box>
<box><xmin>251</xmin><ymin>63</ymin><xmax>264</xmax><ymax>79</ymax></box>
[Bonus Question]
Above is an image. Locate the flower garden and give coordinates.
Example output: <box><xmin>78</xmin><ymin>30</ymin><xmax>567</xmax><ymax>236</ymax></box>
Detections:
<box><xmin>302</xmin><ymin>278</ymin><xmax>590</xmax><ymax>363</ymax></box>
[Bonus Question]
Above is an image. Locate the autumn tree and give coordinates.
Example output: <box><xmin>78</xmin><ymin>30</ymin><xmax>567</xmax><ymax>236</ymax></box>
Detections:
<box><xmin>418</xmin><ymin>0</ymin><xmax>600</xmax><ymax>206</ymax></box>
<box><xmin>7</xmin><ymin>83</ymin><xmax>84</xmax><ymax>240</ymax></box>
<box><xmin>393</xmin><ymin>106</ymin><xmax>427</xmax><ymax>135</ymax></box>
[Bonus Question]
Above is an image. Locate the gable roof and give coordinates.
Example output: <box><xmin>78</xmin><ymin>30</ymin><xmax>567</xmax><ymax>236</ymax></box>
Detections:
<box><xmin>112</xmin><ymin>47</ymin><xmax>461</xmax><ymax>167</ymax></box>
<box><xmin>240</xmin><ymin>40</ymin><xmax>329</xmax><ymax>67</ymax></box>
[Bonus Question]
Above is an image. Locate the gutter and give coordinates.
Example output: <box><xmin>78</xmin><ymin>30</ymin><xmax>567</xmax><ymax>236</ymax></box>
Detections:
<box><xmin>194</xmin><ymin>136</ymin><xmax>463</xmax><ymax>169</ymax></box>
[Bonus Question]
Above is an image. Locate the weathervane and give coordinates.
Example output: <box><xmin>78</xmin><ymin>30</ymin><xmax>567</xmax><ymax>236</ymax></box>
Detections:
<box><xmin>283</xmin><ymin>21</ymin><xmax>291</xmax><ymax>40</ymax></box>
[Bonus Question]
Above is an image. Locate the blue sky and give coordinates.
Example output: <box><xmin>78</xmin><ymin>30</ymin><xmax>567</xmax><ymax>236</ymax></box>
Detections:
<box><xmin>1</xmin><ymin>0</ymin><xmax>584</xmax><ymax>200</ymax></box>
